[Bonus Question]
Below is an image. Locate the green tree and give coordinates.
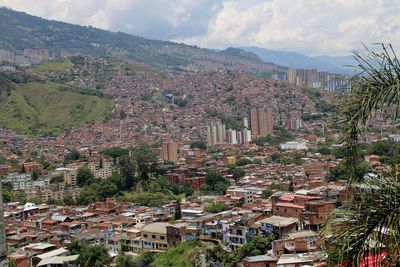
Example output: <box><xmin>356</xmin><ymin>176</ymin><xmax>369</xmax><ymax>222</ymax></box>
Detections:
<box><xmin>229</xmin><ymin>236</ymin><xmax>275</xmax><ymax>263</ymax></box>
<box><xmin>232</xmin><ymin>167</ymin><xmax>245</xmax><ymax>185</ymax></box>
<box><xmin>31</xmin><ymin>169</ymin><xmax>40</xmax><ymax>180</ymax></box>
<box><xmin>236</xmin><ymin>158</ymin><xmax>252</xmax><ymax>166</ymax></box>
<box><xmin>98</xmin><ymin>180</ymin><xmax>118</xmax><ymax>200</ymax></box>
<box><xmin>7</xmin><ymin>258</ymin><xmax>16</xmax><ymax>267</ymax></box>
<box><xmin>79</xmin><ymin>245</ymin><xmax>112</xmax><ymax>267</ymax></box>
<box><xmin>63</xmin><ymin>195</ymin><xmax>76</xmax><ymax>206</ymax></box>
<box><xmin>205</xmin><ymin>202</ymin><xmax>226</xmax><ymax>213</ymax></box>
<box><xmin>174</xmin><ymin>199</ymin><xmax>182</xmax><ymax>220</ymax></box>
<box><xmin>131</xmin><ymin>144</ymin><xmax>158</xmax><ymax>181</ymax></box>
<box><xmin>322</xmin><ymin>44</ymin><xmax>400</xmax><ymax>266</ymax></box>
<box><xmin>1</xmin><ymin>181</ymin><xmax>14</xmax><ymax>203</ymax></box>
<box><xmin>119</xmin><ymin>156</ymin><xmax>136</xmax><ymax>190</ymax></box>
<box><xmin>76</xmin><ymin>187</ymin><xmax>97</xmax><ymax>205</ymax></box>
<box><xmin>271</xmin><ymin>152</ymin><xmax>282</xmax><ymax>162</ymax></box>
<box><xmin>182</xmin><ymin>184</ymin><xmax>195</xmax><ymax>197</ymax></box>
<box><xmin>288</xmin><ymin>177</ymin><xmax>294</xmax><ymax>192</ymax></box>
<box><xmin>190</xmin><ymin>140</ymin><xmax>207</xmax><ymax>150</ymax></box>
<box><xmin>318</xmin><ymin>147</ymin><xmax>332</xmax><ymax>155</ymax></box>
<box><xmin>205</xmin><ymin>169</ymin><xmax>229</xmax><ymax>193</ymax></box>
<box><xmin>109</xmin><ymin>172</ymin><xmax>126</xmax><ymax>190</ymax></box>
<box><xmin>261</xmin><ymin>188</ymin><xmax>273</xmax><ymax>199</ymax></box>
<box><xmin>208</xmin><ymin>236</ymin><xmax>276</xmax><ymax>266</ymax></box>
<box><xmin>50</xmin><ymin>175</ymin><xmax>64</xmax><ymax>184</ymax></box>
<box><xmin>76</xmin><ymin>166</ymin><xmax>95</xmax><ymax>187</ymax></box>
<box><xmin>67</xmin><ymin>239</ymin><xmax>87</xmax><ymax>255</ymax></box>
<box><xmin>46</xmin><ymin>198</ymin><xmax>63</xmax><ymax>205</ymax></box>
<box><xmin>262</xmin><ymin>183</ymin><xmax>285</xmax><ymax>199</ymax></box>
<box><xmin>64</xmin><ymin>149</ymin><xmax>80</xmax><ymax>162</ymax></box>
<box><xmin>200</xmin><ymin>183</ymin><xmax>209</xmax><ymax>192</ymax></box>
<box><xmin>67</xmin><ymin>239</ymin><xmax>86</xmax><ymax>255</ymax></box>
<box><xmin>326</xmin><ymin>159</ymin><xmax>371</xmax><ymax>182</ymax></box>
<box><xmin>101</xmin><ymin>147</ymin><xmax>129</xmax><ymax>159</ymax></box>
<box><xmin>115</xmin><ymin>253</ymin><xmax>137</xmax><ymax>267</ymax></box>
<box><xmin>251</xmin><ymin>136</ymin><xmax>269</xmax><ymax>146</ymax></box>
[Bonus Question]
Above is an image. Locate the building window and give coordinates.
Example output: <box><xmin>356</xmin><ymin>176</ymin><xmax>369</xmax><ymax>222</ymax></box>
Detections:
<box><xmin>160</xmin><ymin>236</ymin><xmax>165</xmax><ymax>240</ymax></box>
<box><xmin>143</xmin><ymin>234</ymin><xmax>148</xmax><ymax>238</ymax></box>
<box><xmin>152</xmin><ymin>235</ymin><xmax>156</xmax><ymax>239</ymax></box>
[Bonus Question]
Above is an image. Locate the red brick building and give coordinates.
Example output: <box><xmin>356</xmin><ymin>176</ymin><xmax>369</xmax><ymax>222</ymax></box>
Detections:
<box><xmin>23</xmin><ymin>162</ymin><xmax>44</xmax><ymax>175</ymax></box>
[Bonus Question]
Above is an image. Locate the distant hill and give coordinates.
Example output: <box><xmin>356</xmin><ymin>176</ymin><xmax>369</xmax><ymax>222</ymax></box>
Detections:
<box><xmin>0</xmin><ymin>80</ymin><xmax>114</xmax><ymax>136</ymax></box>
<box><xmin>313</xmin><ymin>55</ymin><xmax>357</xmax><ymax>69</ymax></box>
<box><xmin>219</xmin><ymin>47</ymin><xmax>263</xmax><ymax>62</ymax></box>
<box><xmin>0</xmin><ymin>8</ymin><xmax>279</xmax><ymax>73</ymax></box>
<box><xmin>241</xmin><ymin>46</ymin><xmax>356</xmax><ymax>74</ymax></box>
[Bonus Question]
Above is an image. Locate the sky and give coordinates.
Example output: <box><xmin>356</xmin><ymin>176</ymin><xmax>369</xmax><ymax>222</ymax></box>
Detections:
<box><xmin>1</xmin><ymin>0</ymin><xmax>399</xmax><ymax>56</ymax></box>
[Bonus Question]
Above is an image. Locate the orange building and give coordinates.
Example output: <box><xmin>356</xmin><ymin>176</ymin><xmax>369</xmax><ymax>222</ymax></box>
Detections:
<box><xmin>250</xmin><ymin>108</ymin><xmax>273</xmax><ymax>138</ymax></box>
<box><xmin>23</xmin><ymin>162</ymin><xmax>44</xmax><ymax>175</ymax></box>
<box><xmin>161</xmin><ymin>142</ymin><xmax>178</xmax><ymax>162</ymax></box>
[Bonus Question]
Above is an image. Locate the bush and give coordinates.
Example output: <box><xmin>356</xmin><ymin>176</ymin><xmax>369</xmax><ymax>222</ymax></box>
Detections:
<box><xmin>206</xmin><ymin>202</ymin><xmax>227</xmax><ymax>213</ymax></box>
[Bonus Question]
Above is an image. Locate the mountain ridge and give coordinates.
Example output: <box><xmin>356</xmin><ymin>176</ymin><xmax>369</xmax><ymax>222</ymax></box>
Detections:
<box><xmin>0</xmin><ymin>7</ymin><xmax>280</xmax><ymax>74</ymax></box>
<box><xmin>241</xmin><ymin>46</ymin><xmax>356</xmax><ymax>74</ymax></box>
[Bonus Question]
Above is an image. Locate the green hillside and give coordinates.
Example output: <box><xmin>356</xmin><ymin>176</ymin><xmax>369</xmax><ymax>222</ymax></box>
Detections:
<box><xmin>151</xmin><ymin>240</ymin><xmax>215</xmax><ymax>267</ymax></box>
<box><xmin>32</xmin><ymin>58</ymin><xmax>73</xmax><ymax>73</ymax></box>
<box><xmin>0</xmin><ymin>81</ymin><xmax>114</xmax><ymax>136</ymax></box>
<box><xmin>220</xmin><ymin>47</ymin><xmax>263</xmax><ymax>62</ymax></box>
<box><xmin>0</xmin><ymin>8</ymin><xmax>279</xmax><ymax>73</ymax></box>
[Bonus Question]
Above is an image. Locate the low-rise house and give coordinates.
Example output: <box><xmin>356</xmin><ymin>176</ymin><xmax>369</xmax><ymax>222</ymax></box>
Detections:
<box><xmin>272</xmin><ymin>230</ymin><xmax>318</xmax><ymax>256</ymax></box>
<box><xmin>258</xmin><ymin>216</ymin><xmax>299</xmax><ymax>237</ymax></box>
<box><xmin>243</xmin><ymin>254</ymin><xmax>278</xmax><ymax>267</ymax></box>
<box><xmin>301</xmin><ymin>200</ymin><xmax>335</xmax><ymax>231</ymax></box>
<box><xmin>140</xmin><ymin>222</ymin><xmax>181</xmax><ymax>252</ymax></box>
<box><xmin>276</xmin><ymin>253</ymin><xmax>320</xmax><ymax>267</ymax></box>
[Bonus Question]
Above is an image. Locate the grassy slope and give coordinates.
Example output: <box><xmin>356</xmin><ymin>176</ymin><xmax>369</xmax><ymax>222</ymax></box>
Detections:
<box><xmin>33</xmin><ymin>58</ymin><xmax>73</xmax><ymax>73</ymax></box>
<box><xmin>151</xmin><ymin>240</ymin><xmax>215</xmax><ymax>267</ymax></box>
<box><xmin>0</xmin><ymin>81</ymin><xmax>114</xmax><ymax>135</ymax></box>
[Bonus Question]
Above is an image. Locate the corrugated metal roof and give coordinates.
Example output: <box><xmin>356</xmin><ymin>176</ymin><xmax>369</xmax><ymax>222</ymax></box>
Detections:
<box><xmin>37</xmin><ymin>255</ymin><xmax>79</xmax><ymax>266</ymax></box>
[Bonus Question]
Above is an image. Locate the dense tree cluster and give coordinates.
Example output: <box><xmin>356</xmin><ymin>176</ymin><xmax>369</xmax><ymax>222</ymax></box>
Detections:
<box><xmin>201</xmin><ymin>169</ymin><xmax>230</xmax><ymax>193</ymax></box>
<box><xmin>207</xmin><ymin>236</ymin><xmax>276</xmax><ymax>266</ymax></box>
<box><xmin>326</xmin><ymin>159</ymin><xmax>371</xmax><ymax>182</ymax></box>
<box><xmin>205</xmin><ymin>202</ymin><xmax>227</xmax><ymax>213</ymax></box>
<box><xmin>67</xmin><ymin>240</ymin><xmax>112</xmax><ymax>267</ymax></box>
<box><xmin>72</xmin><ymin>144</ymin><xmax>180</xmax><ymax>206</ymax></box>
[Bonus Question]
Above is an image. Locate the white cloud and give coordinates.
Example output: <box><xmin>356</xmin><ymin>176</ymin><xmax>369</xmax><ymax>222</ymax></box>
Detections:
<box><xmin>0</xmin><ymin>0</ymin><xmax>399</xmax><ymax>55</ymax></box>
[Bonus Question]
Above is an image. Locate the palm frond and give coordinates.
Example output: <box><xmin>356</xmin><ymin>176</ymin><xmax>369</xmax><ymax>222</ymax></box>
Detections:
<box><xmin>341</xmin><ymin>44</ymin><xmax>400</xmax><ymax>179</ymax></box>
<box><xmin>321</xmin><ymin>169</ymin><xmax>400</xmax><ymax>266</ymax></box>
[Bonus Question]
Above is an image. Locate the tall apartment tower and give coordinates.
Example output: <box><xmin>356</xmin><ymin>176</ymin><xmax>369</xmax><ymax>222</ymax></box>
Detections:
<box><xmin>243</xmin><ymin>117</ymin><xmax>249</xmax><ymax>129</ymax></box>
<box><xmin>250</xmin><ymin>108</ymin><xmax>273</xmax><ymax>138</ymax></box>
<box><xmin>242</xmin><ymin>128</ymin><xmax>252</xmax><ymax>143</ymax></box>
<box><xmin>287</xmin><ymin>69</ymin><xmax>297</xmax><ymax>84</ymax></box>
<box><xmin>161</xmin><ymin>142</ymin><xmax>178</xmax><ymax>162</ymax></box>
<box><xmin>226</xmin><ymin>129</ymin><xmax>237</xmax><ymax>144</ymax></box>
<box><xmin>207</xmin><ymin>121</ymin><xmax>226</xmax><ymax>145</ymax></box>
<box><xmin>0</xmin><ymin>182</ymin><xmax>6</xmax><ymax>266</ymax></box>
